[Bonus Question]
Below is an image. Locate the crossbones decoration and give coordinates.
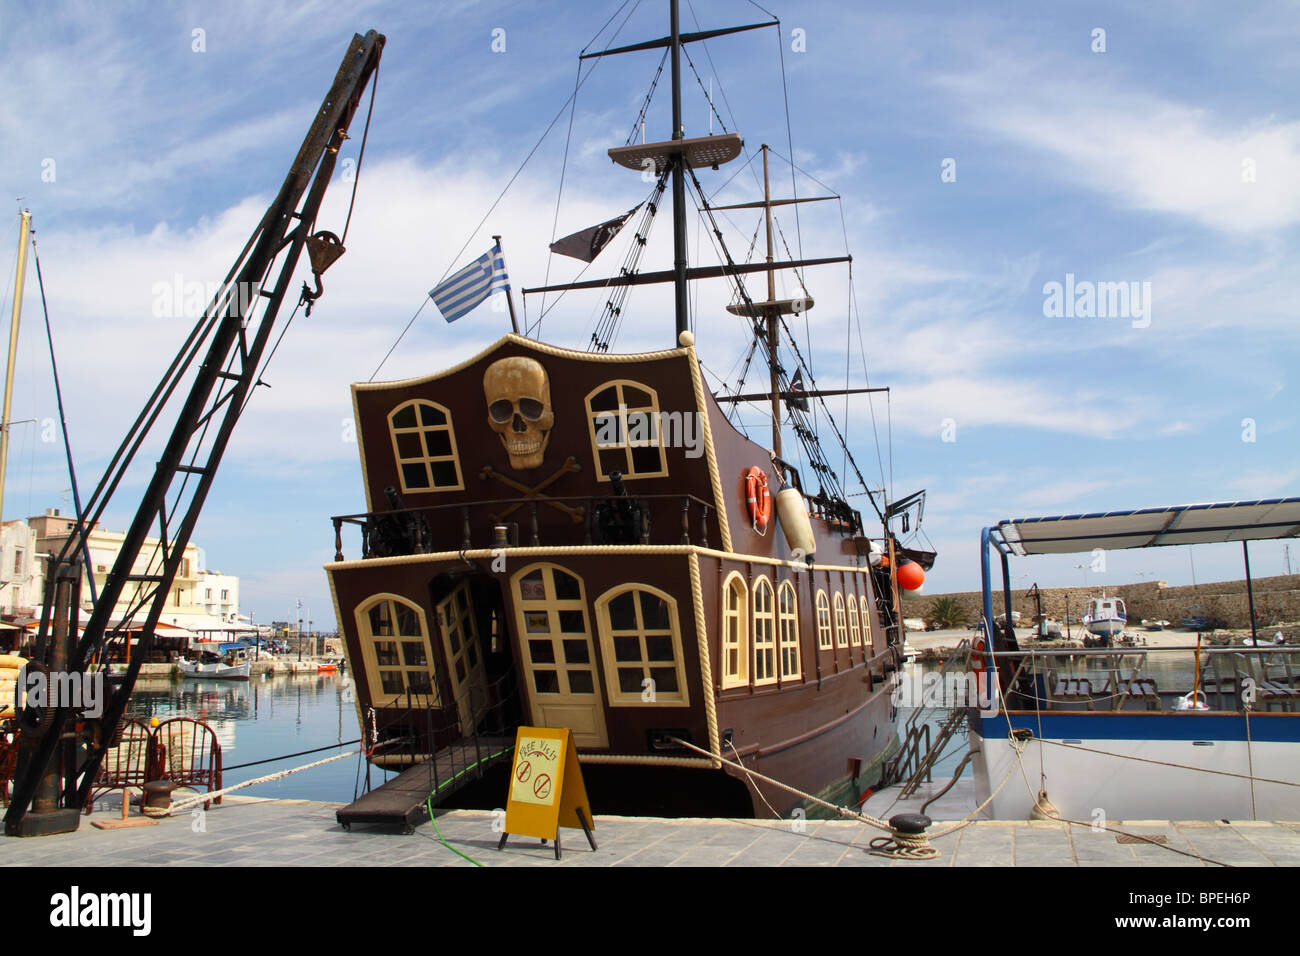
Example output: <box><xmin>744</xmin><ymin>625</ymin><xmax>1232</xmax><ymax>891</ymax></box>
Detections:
<box><xmin>483</xmin><ymin>356</ymin><xmax>553</xmax><ymax>470</ymax></box>
<box><xmin>481</xmin><ymin>457</ymin><xmax>584</xmax><ymax>523</ymax></box>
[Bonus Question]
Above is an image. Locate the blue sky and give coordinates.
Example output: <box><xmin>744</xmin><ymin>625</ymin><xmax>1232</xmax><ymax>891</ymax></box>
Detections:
<box><xmin>1</xmin><ymin>0</ymin><xmax>1297</xmax><ymax>627</ymax></box>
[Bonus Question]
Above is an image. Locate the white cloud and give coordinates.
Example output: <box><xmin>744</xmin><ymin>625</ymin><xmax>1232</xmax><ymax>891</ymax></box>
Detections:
<box><xmin>934</xmin><ymin>62</ymin><xmax>1300</xmax><ymax>234</ymax></box>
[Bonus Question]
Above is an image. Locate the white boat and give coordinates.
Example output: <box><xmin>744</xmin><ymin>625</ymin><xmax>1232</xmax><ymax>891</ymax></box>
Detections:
<box><xmin>971</xmin><ymin>497</ymin><xmax>1300</xmax><ymax>821</ymax></box>
<box><xmin>1083</xmin><ymin>595</ymin><xmax>1125</xmax><ymax>637</ymax></box>
<box><xmin>177</xmin><ymin>642</ymin><xmax>252</xmax><ymax>680</ymax></box>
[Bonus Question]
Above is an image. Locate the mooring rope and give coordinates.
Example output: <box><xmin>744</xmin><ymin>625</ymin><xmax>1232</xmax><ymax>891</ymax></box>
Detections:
<box><xmin>1003</xmin><ymin>732</ymin><xmax>1231</xmax><ymax>867</ymax></box>
<box><xmin>165</xmin><ymin>750</ymin><xmax>359</xmax><ymax>816</ymax></box>
<box><xmin>669</xmin><ymin>734</ymin><xmax>1024</xmax><ymax>860</ymax></box>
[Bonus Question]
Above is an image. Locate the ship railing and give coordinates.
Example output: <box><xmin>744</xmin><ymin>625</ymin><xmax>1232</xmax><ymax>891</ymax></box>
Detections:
<box><xmin>883</xmin><ymin>641</ymin><xmax>971</xmax><ymax>788</ymax></box>
<box><xmin>331</xmin><ymin>493</ymin><xmax>716</xmax><ymax>561</ymax></box>
<box><xmin>980</xmin><ymin>643</ymin><xmax>1299</xmax><ymax>714</ymax></box>
<box><xmin>420</xmin><ymin>668</ymin><xmax>521</xmax><ymax>807</ymax></box>
<box><xmin>360</xmin><ymin>670</ymin><xmax>522</xmax><ymax>806</ymax></box>
<box><xmin>770</xmin><ymin>455</ymin><xmax>861</xmax><ymax>535</ymax></box>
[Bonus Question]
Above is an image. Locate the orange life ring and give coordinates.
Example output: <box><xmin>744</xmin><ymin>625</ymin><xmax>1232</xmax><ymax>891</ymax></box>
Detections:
<box><xmin>743</xmin><ymin>466</ymin><xmax>772</xmax><ymax>535</ymax></box>
<box><xmin>972</xmin><ymin>635</ymin><xmax>987</xmax><ymax>676</ymax></box>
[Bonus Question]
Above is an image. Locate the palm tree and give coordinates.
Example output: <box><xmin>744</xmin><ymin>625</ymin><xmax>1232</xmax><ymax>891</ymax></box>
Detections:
<box><xmin>925</xmin><ymin>596</ymin><xmax>967</xmax><ymax>630</ymax></box>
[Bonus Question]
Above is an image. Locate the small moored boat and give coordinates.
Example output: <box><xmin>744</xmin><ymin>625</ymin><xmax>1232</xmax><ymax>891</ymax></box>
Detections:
<box><xmin>177</xmin><ymin>643</ymin><xmax>252</xmax><ymax>680</ymax></box>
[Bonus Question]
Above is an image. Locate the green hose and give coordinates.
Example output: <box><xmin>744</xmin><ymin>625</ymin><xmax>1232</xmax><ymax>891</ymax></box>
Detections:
<box><xmin>420</xmin><ymin>745</ymin><xmax>514</xmax><ymax>867</ymax></box>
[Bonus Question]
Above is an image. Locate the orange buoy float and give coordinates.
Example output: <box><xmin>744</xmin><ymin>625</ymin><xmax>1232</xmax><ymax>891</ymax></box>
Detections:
<box><xmin>972</xmin><ymin>634</ymin><xmax>987</xmax><ymax>678</ymax></box>
<box><xmin>743</xmin><ymin>466</ymin><xmax>772</xmax><ymax>535</ymax></box>
<box><xmin>897</xmin><ymin>559</ymin><xmax>925</xmax><ymax>591</ymax></box>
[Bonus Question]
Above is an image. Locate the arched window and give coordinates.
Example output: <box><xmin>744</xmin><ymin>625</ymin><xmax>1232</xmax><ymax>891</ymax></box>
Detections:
<box><xmin>816</xmin><ymin>590</ymin><xmax>833</xmax><ymax>650</ymax></box>
<box><xmin>752</xmin><ymin>576</ymin><xmax>776</xmax><ymax>685</ymax></box>
<box><xmin>595</xmin><ymin>584</ymin><xmax>688</xmax><ymax>705</ymax></box>
<box><xmin>721</xmin><ymin>571</ymin><xmax>748</xmax><ymax>689</ymax></box>
<box><xmin>388</xmin><ymin>400</ymin><xmax>463</xmax><ymax>492</ymax></box>
<box><xmin>585</xmin><ymin>380</ymin><xmax>668</xmax><ymax>480</ymax></box>
<box><xmin>778</xmin><ymin>580</ymin><xmax>800</xmax><ymax>680</ymax></box>
<box><xmin>834</xmin><ymin>592</ymin><xmax>848</xmax><ymax>649</ymax></box>
<box><xmin>355</xmin><ymin>594</ymin><xmax>440</xmax><ymax>707</ymax></box>
<box><xmin>847</xmin><ymin>593</ymin><xmax>863</xmax><ymax>649</ymax></box>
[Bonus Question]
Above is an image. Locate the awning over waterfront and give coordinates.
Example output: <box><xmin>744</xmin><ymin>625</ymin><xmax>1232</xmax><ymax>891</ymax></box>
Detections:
<box><xmin>995</xmin><ymin>496</ymin><xmax>1300</xmax><ymax>556</ymax></box>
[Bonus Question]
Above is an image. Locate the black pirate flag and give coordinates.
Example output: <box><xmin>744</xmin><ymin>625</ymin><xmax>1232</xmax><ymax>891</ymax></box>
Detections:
<box><xmin>549</xmin><ymin>204</ymin><xmax>642</xmax><ymax>263</ymax></box>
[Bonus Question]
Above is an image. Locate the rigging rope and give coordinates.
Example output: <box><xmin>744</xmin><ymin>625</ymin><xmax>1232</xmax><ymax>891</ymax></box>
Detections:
<box><xmin>340</xmin><ymin>56</ymin><xmax>378</xmax><ymax>245</ymax></box>
<box><xmin>369</xmin><ymin>0</ymin><xmax>644</xmax><ymax>378</ymax></box>
<box><xmin>538</xmin><ymin>60</ymin><xmax>583</xmax><ymax>332</ymax></box>
<box><xmin>29</xmin><ymin>230</ymin><xmax>98</xmax><ymax>606</ymax></box>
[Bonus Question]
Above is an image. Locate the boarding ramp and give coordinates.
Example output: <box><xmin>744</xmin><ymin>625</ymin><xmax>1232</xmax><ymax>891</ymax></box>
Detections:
<box><xmin>337</xmin><ymin>672</ymin><xmax>518</xmax><ymax>832</ymax></box>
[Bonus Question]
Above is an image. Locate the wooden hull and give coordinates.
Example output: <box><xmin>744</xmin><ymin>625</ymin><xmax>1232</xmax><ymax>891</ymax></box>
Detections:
<box><xmin>327</xmin><ymin>547</ymin><xmax>900</xmax><ymax>817</ymax></box>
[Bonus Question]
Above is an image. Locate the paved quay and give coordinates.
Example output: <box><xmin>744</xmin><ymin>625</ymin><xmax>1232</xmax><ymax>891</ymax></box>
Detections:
<box><xmin>2</xmin><ymin>796</ymin><xmax>1298</xmax><ymax>866</ymax></box>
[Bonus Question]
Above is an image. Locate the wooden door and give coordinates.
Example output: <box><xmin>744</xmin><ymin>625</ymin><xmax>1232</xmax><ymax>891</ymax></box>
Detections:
<box><xmin>512</xmin><ymin>564</ymin><xmax>608</xmax><ymax>748</ymax></box>
<box><xmin>436</xmin><ymin>581</ymin><xmax>488</xmax><ymax>734</ymax></box>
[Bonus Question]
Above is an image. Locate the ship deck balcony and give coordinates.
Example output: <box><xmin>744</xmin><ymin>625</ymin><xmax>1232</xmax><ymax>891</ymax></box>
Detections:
<box><xmin>330</xmin><ymin>493</ymin><xmax>717</xmax><ymax>561</ymax></box>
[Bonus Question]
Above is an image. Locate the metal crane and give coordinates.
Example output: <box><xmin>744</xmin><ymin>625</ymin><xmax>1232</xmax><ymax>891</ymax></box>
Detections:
<box><xmin>5</xmin><ymin>29</ymin><xmax>385</xmax><ymax>836</ymax></box>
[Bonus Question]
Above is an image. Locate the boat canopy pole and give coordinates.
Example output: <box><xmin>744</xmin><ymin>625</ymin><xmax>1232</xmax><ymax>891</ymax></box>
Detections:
<box><xmin>980</xmin><ymin>527</ymin><xmax>996</xmax><ymax>667</ymax></box>
<box><xmin>1243</xmin><ymin>540</ymin><xmax>1258</xmax><ymax>643</ymax></box>
<box><xmin>1001</xmin><ymin>549</ymin><xmax>1014</xmax><ymax>632</ymax></box>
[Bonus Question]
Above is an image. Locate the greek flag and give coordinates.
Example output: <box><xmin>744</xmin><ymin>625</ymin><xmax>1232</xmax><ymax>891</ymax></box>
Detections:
<box><xmin>428</xmin><ymin>243</ymin><xmax>510</xmax><ymax>323</ymax></box>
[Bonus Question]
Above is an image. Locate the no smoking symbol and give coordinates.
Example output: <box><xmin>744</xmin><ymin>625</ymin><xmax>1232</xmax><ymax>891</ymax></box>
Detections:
<box><xmin>516</xmin><ymin>759</ymin><xmax>532</xmax><ymax>783</ymax></box>
<box><xmin>533</xmin><ymin>773</ymin><xmax>552</xmax><ymax>800</ymax></box>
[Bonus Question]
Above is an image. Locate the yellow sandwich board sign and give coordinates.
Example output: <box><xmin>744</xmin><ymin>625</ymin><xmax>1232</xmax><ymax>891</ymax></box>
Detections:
<box><xmin>497</xmin><ymin>727</ymin><xmax>597</xmax><ymax>860</ymax></box>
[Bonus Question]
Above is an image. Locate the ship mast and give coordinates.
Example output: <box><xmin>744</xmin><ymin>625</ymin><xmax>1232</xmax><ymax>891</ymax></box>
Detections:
<box><xmin>762</xmin><ymin>145</ymin><xmax>781</xmax><ymax>457</ymax></box>
<box><xmin>669</xmin><ymin>0</ymin><xmax>689</xmax><ymax>338</ymax></box>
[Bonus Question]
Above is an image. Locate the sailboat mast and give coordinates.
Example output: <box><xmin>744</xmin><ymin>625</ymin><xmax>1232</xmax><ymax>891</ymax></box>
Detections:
<box><xmin>0</xmin><ymin>209</ymin><xmax>32</xmax><ymax>523</ymax></box>
<box><xmin>669</xmin><ymin>0</ymin><xmax>689</xmax><ymax>339</ymax></box>
<box><xmin>762</xmin><ymin>145</ymin><xmax>782</xmax><ymax>458</ymax></box>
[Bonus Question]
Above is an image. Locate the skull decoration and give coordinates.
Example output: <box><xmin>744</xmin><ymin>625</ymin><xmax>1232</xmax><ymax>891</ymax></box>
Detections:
<box><xmin>483</xmin><ymin>356</ymin><xmax>554</xmax><ymax>470</ymax></box>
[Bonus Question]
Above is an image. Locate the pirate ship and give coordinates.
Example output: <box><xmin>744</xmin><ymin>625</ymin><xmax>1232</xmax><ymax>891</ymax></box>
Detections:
<box><xmin>326</xmin><ymin>2</ymin><xmax>931</xmax><ymax>818</ymax></box>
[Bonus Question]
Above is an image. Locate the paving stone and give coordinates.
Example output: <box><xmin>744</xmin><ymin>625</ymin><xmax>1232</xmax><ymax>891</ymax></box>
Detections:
<box><xmin>1</xmin><ymin>798</ymin><xmax>1291</xmax><ymax>866</ymax></box>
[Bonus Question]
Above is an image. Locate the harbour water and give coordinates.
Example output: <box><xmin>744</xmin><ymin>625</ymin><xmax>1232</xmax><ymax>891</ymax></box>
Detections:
<box><xmin>124</xmin><ymin>672</ymin><xmax>380</xmax><ymax>803</ymax></box>
<box><xmin>118</xmin><ymin>642</ymin><xmax>1213</xmax><ymax>810</ymax></box>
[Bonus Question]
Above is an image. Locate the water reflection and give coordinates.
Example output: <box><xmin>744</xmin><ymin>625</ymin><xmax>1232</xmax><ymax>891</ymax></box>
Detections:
<box><xmin>123</xmin><ymin>672</ymin><xmax>370</xmax><ymax>802</ymax></box>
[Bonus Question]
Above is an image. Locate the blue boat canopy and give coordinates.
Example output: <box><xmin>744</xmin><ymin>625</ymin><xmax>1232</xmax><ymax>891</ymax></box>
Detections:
<box><xmin>994</xmin><ymin>496</ymin><xmax>1300</xmax><ymax>556</ymax></box>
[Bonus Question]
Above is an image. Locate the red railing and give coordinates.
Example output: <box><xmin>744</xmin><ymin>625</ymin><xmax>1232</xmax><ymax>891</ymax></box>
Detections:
<box><xmin>82</xmin><ymin>716</ymin><xmax>223</xmax><ymax>814</ymax></box>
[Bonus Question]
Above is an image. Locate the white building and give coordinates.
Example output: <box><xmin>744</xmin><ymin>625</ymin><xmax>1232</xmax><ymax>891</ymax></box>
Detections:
<box><xmin>198</xmin><ymin>570</ymin><xmax>240</xmax><ymax>623</ymax></box>
<box><xmin>28</xmin><ymin>508</ymin><xmax>241</xmax><ymax>632</ymax></box>
<box><xmin>0</xmin><ymin>519</ymin><xmax>47</xmax><ymax>615</ymax></box>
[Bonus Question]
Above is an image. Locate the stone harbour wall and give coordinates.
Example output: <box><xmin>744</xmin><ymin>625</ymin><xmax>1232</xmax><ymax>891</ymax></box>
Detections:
<box><xmin>911</xmin><ymin>574</ymin><xmax>1300</xmax><ymax>630</ymax></box>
